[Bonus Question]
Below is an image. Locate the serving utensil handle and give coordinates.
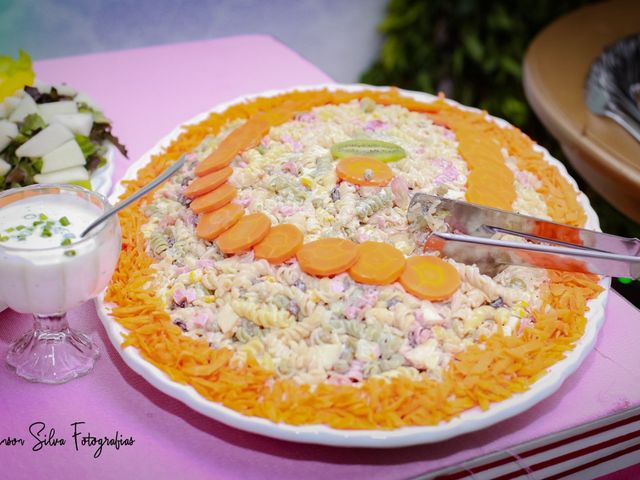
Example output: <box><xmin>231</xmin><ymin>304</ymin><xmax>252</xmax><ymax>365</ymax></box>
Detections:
<box><xmin>426</xmin><ymin>232</ymin><xmax>640</xmax><ymax>278</ymax></box>
<box><xmin>81</xmin><ymin>155</ymin><xmax>187</xmax><ymax>237</ymax></box>
<box><xmin>408</xmin><ymin>193</ymin><xmax>640</xmax><ymax>256</ymax></box>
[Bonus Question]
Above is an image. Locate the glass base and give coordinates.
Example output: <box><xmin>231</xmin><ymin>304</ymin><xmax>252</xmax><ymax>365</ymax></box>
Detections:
<box><xmin>6</xmin><ymin>314</ymin><xmax>100</xmax><ymax>384</ymax></box>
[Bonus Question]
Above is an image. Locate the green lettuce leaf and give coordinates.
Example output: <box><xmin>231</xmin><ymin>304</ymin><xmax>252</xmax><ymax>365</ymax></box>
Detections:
<box><xmin>69</xmin><ymin>179</ymin><xmax>92</xmax><ymax>190</ymax></box>
<box><xmin>20</xmin><ymin>113</ymin><xmax>46</xmax><ymax>136</ymax></box>
<box><xmin>75</xmin><ymin>133</ymin><xmax>97</xmax><ymax>159</ymax></box>
<box><xmin>76</xmin><ymin>102</ymin><xmax>110</xmax><ymax>124</ymax></box>
<box><xmin>32</xmin><ymin>157</ymin><xmax>43</xmax><ymax>173</ymax></box>
<box><xmin>77</xmin><ymin>102</ymin><xmax>128</xmax><ymax>158</ymax></box>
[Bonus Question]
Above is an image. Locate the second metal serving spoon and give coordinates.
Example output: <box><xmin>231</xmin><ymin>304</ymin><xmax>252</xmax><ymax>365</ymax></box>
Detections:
<box><xmin>81</xmin><ymin>155</ymin><xmax>187</xmax><ymax>237</ymax></box>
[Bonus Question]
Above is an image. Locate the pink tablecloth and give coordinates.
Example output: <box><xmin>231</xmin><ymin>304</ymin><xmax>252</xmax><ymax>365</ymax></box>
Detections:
<box><xmin>1</xmin><ymin>35</ymin><xmax>639</xmax><ymax>480</ymax></box>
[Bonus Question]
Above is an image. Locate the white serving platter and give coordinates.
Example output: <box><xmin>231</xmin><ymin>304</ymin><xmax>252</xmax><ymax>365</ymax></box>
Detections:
<box><xmin>96</xmin><ymin>84</ymin><xmax>609</xmax><ymax>448</ymax></box>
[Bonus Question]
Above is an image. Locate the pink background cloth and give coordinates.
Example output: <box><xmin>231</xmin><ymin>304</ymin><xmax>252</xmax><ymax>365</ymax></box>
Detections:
<box><xmin>1</xmin><ymin>35</ymin><xmax>639</xmax><ymax>479</ymax></box>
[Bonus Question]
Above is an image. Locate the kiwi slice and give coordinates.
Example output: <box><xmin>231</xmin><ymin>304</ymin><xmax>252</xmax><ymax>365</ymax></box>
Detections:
<box><xmin>330</xmin><ymin>139</ymin><xmax>406</xmax><ymax>163</ymax></box>
<box><xmin>69</xmin><ymin>179</ymin><xmax>93</xmax><ymax>191</ymax></box>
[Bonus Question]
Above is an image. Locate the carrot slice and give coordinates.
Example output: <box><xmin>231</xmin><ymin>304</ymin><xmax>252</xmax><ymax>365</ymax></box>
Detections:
<box><xmin>467</xmin><ymin>167</ymin><xmax>515</xmax><ymax>191</ymax></box>
<box><xmin>426</xmin><ymin>113</ymin><xmax>450</xmax><ymax>129</ymax></box>
<box><xmin>399</xmin><ymin>256</ymin><xmax>461</xmax><ymax>301</ymax></box>
<box><xmin>348</xmin><ymin>241</ymin><xmax>406</xmax><ymax>285</ymax></box>
<box><xmin>194</xmin><ymin>141</ymin><xmax>236</xmax><ymax>177</ymax></box>
<box><xmin>184</xmin><ymin>166</ymin><xmax>233</xmax><ymax>199</ymax></box>
<box><xmin>195</xmin><ymin>203</ymin><xmax>244</xmax><ymax>240</ymax></box>
<box><xmin>336</xmin><ymin>156</ymin><xmax>393</xmax><ymax>187</ymax></box>
<box><xmin>216</xmin><ymin>212</ymin><xmax>271</xmax><ymax>254</ymax></box>
<box><xmin>466</xmin><ymin>187</ymin><xmax>513</xmax><ymax>211</ymax></box>
<box><xmin>195</xmin><ymin>118</ymin><xmax>270</xmax><ymax>176</ymax></box>
<box><xmin>296</xmin><ymin>238</ymin><xmax>359</xmax><ymax>277</ymax></box>
<box><xmin>466</xmin><ymin>168</ymin><xmax>515</xmax><ymax>211</ymax></box>
<box><xmin>256</xmin><ymin>100</ymin><xmax>299</xmax><ymax>127</ymax></box>
<box><xmin>190</xmin><ymin>182</ymin><xmax>237</xmax><ymax>214</ymax></box>
<box><xmin>254</xmin><ymin>224</ymin><xmax>304</xmax><ymax>264</ymax></box>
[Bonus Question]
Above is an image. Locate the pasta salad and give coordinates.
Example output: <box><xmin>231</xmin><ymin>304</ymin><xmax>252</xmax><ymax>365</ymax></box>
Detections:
<box><xmin>106</xmin><ymin>87</ymin><xmax>602</xmax><ymax>430</ymax></box>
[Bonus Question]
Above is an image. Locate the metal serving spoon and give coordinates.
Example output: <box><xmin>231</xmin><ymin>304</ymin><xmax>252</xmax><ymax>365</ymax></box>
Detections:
<box><xmin>81</xmin><ymin>155</ymin><xmax>187</xmax><ymax>237</ymax></box>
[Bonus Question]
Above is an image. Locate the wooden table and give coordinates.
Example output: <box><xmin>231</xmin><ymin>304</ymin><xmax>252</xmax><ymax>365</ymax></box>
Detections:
<box><xmin>523</xmin><ymin>0</ymin><xmax>640</xmax><ymax>222</ymax></box>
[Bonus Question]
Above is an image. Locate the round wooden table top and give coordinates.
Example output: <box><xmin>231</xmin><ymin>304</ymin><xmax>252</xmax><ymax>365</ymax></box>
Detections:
<box><xmin>523</xmin><ymin>0</ymin><xmax>640</xmax><ymax>223</ymax></box>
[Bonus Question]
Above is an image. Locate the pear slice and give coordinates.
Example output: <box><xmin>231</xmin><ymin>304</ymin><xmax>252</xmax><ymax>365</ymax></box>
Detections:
<box><xmin>39</xmin><ymin>100</ymin><xmax>78</xmax><ymax>124</ymax></box>
<box><xmin>34</xmin><ymin>165</ymin><xmax>89</xmax><ymax>184</ymax></box>
<box><xmin>15</xmin><ymin>123</ymin><xmax>73</xmax><ymax>158</ymax></box>
<box><xmin>74</xmin><ymin>91</ymin><xmax>99</xmax><ymax>110</ymax></box>
<box><xmin>41</xmin><ymin>139</ymin><xmax>86</xmax><ymax>173</ymax></box>
<box><xmin>3</xmin><ymin>96</ymin><xmax>21</xmax><ymax>115</ymax></box>
<box><xmin>0</xmin><ymin>120</ymin><xmax>19</xmax><ymax>153</ymax></box>
<box><xmin>0</xmin><ymin>157</ymin><xmax>10</xmax><ymax>176</ymax></box>
<box><xmin>8</xmin><ymin>94</ymin><xmax>38</xmax><ymax>123</ymax></box>
<box><xmin>34</xmin><ymin>80</ymin><xmax>52</xmax><ymax>94</ymax></box>
<box><xmin>0</xmin><ymin>136</ymin><xmax>9</xmax><ymax>153</ymax></box>
<box><xmin>51</xmin><ymin>112</ymin><xmax>93</xmax><ymax>136</ymax></box>
<box><xmin>53</xmin><ymin>84</ymin><xmax>77</xmax><ymax>96</ymax></box>
<box><xmin>0</xmin><ymin>120</ymin><xmax>19</xmax><ymax>139</ymax></box>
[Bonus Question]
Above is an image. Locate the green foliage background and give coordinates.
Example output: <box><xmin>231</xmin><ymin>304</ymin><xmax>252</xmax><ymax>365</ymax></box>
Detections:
<box><xmin>361</xmin><ymin>0</ymin><xmax>640</xmax><ymax>237</ymax></box>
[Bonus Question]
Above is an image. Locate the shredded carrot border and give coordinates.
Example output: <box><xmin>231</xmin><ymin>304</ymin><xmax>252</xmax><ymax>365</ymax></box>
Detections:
<box><xmin>106</xmin><ymin>88</ymin><xmax>602</xmax><ymax>429</ymax></box>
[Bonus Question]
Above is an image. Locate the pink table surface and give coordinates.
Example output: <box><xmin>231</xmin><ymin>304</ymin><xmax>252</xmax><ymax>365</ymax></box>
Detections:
<box><xmin>1</xmin><ymin>35</ymin><xmax>640</xmax><ymax>480</ymax></box>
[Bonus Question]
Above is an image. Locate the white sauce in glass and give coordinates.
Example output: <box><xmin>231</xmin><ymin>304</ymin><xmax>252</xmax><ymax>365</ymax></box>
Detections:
<box><xmin>0</xmin><ymin>194</ymin><xmax>101</xmax><ymax>249</ymax></box>
<box><xmin>0</xmin><ymin>192</ymin><xmax>121</xmax><ymax>315</ymax></box>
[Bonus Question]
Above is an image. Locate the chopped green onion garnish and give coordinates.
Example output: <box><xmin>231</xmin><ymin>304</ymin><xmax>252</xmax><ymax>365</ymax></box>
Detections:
<box><xmin>16</xmin><ymin>225</ymin><xmax>25</xmax><ymax>231</ymax></box>
<box><xmin>39</xmin><ymin>213</ymin><xmax>48</xmax><ymax>221</ymax></box>
<box><xmin>64</xmin><ymin>249</ymin><xmax>77</xmax><ymax>257</ymax></box>
<box><xmin>61</xmin><ymin>238</ymin><xmax>72</xmax><ymax>246</ymax></box>
<box><xmin>0</xmin><ymin>235</ymin><xmax>8</xmax><ymax>242</ymax></box>
<box><xmin>17</xmin><ymin>235</ymin><xmax>26</xmax><ymax>241</ymax></box>
<box><xmin>5</xmin><ymin>227</ymin><xmax>14</xmax><ymax>232</ymax></box>
<box><xmin>41</xmin><ymin>229</ymin><xmax>52</xmax><ymax>238</ymax></box>
<box><xmin>32</xmin><ymin>221</ymin><xmax>43</xmax><ymax>226</ymax></box>
<box><xmin>59</xmin><ymin>216</ymin><xmax>70</xmax><ymax>226</ymax></box>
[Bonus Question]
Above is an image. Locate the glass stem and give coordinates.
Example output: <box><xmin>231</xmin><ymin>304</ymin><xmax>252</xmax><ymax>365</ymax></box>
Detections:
<box><xmin>33</xmin><ymin>313</ymin><xmax>68</xmax><ymax>333</ymax></box>
<box><xmin>8</xmin><ymin>311</ymin><xmax>99</xmax><ymax>384</ymax></box>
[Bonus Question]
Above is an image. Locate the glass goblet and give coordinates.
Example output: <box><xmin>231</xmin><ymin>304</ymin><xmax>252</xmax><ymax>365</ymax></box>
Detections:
<box><xmin>0</xmin><ymin>184</ymin><xmax>121</xmax><ymax>383</ymax></box>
